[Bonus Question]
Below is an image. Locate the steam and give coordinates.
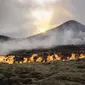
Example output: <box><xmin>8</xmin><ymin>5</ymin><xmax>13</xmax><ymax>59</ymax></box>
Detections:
<box><xmin>0</xmin><ymin>24</ymin><xmax>85</xmax><ymax>55</ymax></box>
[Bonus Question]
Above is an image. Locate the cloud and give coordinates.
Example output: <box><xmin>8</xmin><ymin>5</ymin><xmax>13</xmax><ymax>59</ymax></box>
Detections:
<box><xmin>0</xmin><ymin>0</ymin><xmax>73</xmax><ymax>38</ymax></box>
<box><xmin>70</xmin><ymin>0</ymin><xmax>85</xmax><ymax>24</ymax></box>
<box><xmin>51</xmin><ymin>0</ymin><xmax>85</xmax><ymax>26</ymax></box>
<box><xmin>0</xmin><ymin>0</ymin><xmax>85</xmax><ymax>38</ymax></box>
<box><xmin>0</xmin><ymin>0</ymin><xmax>39</xmax><ymax>38</ymax></box>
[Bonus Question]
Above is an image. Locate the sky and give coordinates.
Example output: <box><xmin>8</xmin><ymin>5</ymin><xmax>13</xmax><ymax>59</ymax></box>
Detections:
<box><xmin>0</xmin><ymin>0</ymin><xmax>85</xmax><ymax>38</ymax></box>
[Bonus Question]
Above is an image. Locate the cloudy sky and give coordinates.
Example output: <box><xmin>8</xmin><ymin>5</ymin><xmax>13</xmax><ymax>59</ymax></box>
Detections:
<box><xmin>0</xmin><ymin>0</ymin><xmax>85</xmax><ymax>38</ymax></box>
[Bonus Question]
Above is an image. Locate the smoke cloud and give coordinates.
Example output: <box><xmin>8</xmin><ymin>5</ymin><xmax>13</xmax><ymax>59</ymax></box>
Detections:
<box><xmin>0</xmin><ymin>23</ymin><xmax>85</xmax><ymax>55</ymax></box>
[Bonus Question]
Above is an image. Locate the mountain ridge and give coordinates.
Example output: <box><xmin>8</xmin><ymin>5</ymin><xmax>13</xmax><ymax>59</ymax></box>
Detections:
<box><xmin>0</xmin><ymin>20</ymin><xmax>85</xmax><ymax>40</ymax></box>
<box><xmin>26</xmin><ymin>20</ymin><xmax>85</xmax><ymax>40</ymax></box>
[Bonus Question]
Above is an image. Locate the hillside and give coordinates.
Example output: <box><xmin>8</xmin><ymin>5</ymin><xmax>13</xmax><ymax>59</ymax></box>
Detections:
<box><xmin>8</xmin><ymin>44</ymin><xmax>85</xmax><ymax>56</ymax></box>
<box><xmin>27</xmin><ymin>20</ymin><xmax>85</xmax><ymax>41</ymax></box>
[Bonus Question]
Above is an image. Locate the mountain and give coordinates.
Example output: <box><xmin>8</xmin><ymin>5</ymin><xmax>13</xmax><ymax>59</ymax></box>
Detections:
<box><xmin>8</xmin><ymin>20</ymin><xmax>85</xmax><ymax>56</ymax></box>
<box><xmin>27</xmin><ymin>20</ymin><xmax>85</xmax><ymax>45</ymax></box>
<box><xmin>0</xmin><ymin>35</ymin><xmax>11</xmax><ymax>41</ymax></box>
<box><xmin>29</xmin><ymin>20</ymin><xmax>85</xmax><ymax>38</ymax></box>
<box><xmin>0</xmin><ymin>20</ymin><xmax>85</xmax><ymax>42</ymax></box>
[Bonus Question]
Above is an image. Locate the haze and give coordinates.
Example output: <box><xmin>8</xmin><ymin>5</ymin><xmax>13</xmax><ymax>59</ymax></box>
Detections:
<box><xmin>0</xmin><ymin>0</ymin><xmax>85</xmax><ymax>38</ymax></box>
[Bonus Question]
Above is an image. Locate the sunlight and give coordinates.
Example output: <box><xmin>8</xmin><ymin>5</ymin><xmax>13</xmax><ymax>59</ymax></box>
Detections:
<box><xmin>39</xmin><ymin>28</ymin><xmax>46</xmax><ymax>33</ymax></box>
<box><xmin>31</xmin><ymin>9</ymin><xmax>52</xmax><ymax>23</ymax></box>
<box><xmin>31</xmin><ymin>9</ymin><xmax>53</xmax><ymax>34</ymax></box>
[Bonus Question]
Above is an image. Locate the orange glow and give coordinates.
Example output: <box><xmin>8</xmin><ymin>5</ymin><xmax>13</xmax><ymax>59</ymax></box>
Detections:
<box><xmin>0</xmin><ymin>53</ymin><xmax>85</xmax><ymax>64</ymax></box>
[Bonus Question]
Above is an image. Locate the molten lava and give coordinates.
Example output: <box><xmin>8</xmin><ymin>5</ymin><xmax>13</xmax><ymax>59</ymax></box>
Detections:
<box><xmin>0</xmin><ymin>52</ymin><xmax>85</xmax><ymax>64</ymax></box>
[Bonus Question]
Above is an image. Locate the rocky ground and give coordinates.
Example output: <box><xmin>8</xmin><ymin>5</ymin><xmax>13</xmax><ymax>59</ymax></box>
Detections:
<box><xmin>0</xmin><ymin>59</ymin><xmax>85</xmax><ymax>85</ymax></box>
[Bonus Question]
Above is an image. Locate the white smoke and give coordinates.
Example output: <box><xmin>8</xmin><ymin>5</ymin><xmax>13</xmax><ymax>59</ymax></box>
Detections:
<box><xmin>0</xmin><ymin>24</ymin><xmax>85</xmax><ymax>55</ymax></box>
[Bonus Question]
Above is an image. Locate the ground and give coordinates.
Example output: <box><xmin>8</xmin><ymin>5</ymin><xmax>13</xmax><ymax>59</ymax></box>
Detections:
<box><xmin>0</xmin><ymin>59</ymin><xmax>85</xmax><ymax>85</ymax></box>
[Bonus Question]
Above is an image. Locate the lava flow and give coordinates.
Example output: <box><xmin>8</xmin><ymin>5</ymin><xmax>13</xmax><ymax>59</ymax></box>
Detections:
<box><xmin>0</xmin><ymin>52</ymin><xmax>85</xmax><ymax>64</ymax></box>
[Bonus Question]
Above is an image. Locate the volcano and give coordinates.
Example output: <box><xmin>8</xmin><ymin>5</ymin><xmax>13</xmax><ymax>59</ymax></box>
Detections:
<box><xmin>7</xmin><ymin>20</ymin><xmax>85</xmax><ymax>56</ymax></box>
<box><xmin>27</xmin><ymin>20</ymin><xmax>85</xmax><ymax>45</ymax></box>
<box><xmin>1</xmin><ymin>20</ymin><xmax>85</xmax><ymax>43</ymax></box>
